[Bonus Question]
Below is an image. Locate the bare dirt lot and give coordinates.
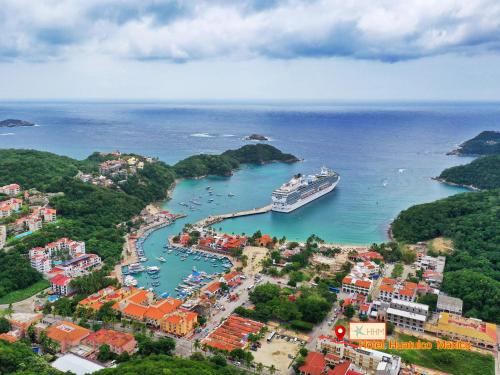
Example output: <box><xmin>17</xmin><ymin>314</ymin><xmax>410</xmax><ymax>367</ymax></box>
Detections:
<box><xmin>252</xmin><ymin>336</ymin><xmax>301</xmax><ymax>373</ymax></box>
<box><xmin>242</xmin><ymin>246</ymin><xmax>268</xmax><ymax>276</ymax></box>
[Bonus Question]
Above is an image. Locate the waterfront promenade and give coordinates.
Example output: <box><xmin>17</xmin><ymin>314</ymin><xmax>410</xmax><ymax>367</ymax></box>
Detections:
<box><xmin>194</xmin><ymin>204</ymin><xmax>273</xmax><ymax>228</ymax></box>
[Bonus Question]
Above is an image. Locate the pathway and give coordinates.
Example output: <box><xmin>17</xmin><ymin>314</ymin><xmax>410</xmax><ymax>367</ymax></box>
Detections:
<box><xmin>194</xmin><ymin>204</ymin><xmax>273</xmax><ymax>227</ymax></box>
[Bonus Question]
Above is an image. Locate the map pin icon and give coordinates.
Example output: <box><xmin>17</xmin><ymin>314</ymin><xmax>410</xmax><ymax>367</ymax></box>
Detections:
<box><xmin>335</xmin><ymin>325</ymin><xmax>346</xmax><ymax>340</ymax></box>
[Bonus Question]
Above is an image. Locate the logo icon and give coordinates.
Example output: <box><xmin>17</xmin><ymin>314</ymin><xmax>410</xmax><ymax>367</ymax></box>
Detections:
<box><xmin>349</xmin><ymin>322</ymin><xmax>386</xmax><ymax>341</ymax></box>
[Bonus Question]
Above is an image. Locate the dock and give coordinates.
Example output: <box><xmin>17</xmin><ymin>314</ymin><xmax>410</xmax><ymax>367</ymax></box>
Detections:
<box><xmin>195</xmin><ymin>204</ymin><xmax>273</xmax><ymax>228</ymax></box>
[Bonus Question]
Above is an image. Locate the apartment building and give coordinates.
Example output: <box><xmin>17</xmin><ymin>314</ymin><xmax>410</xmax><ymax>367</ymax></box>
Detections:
<box><xmin>377</xmin><ymin>278</ymin><xmax>418</xmax><ymax>303</ymax></box>
<box><xmin>342</xmin><ymin>275</ymin><xmax>373</xmax><ymax>295</ymax></box>
<box><xmin>378</xmin><ymin>300</ymin><xmax>428</xmax><ymax>332</ymax></box>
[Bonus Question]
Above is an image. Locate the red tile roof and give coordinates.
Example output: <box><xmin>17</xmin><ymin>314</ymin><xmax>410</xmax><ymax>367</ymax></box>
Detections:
<box><xmin>327</xmin><ymin>360</ymin><xmax>351</xmax><ymax>375</ymax></box>
<box><xmin>50</xmin><ymin>274</ymin><xmax>72</xmax><ymax>287</ymax></box>
<box><xmin>299</xmin><ymin>352</ymin><xmax>326</xmax><ymax>375</ymax></box>
<box><xmin>85</xmin><ymin>329</ymin><xmax>135</xmax><ymax>350</ymax></box>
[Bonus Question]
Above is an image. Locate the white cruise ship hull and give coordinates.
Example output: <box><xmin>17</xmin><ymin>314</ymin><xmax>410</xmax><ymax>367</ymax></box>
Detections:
<box><xmin>272</xmin><ymin>178</ymin><xmax>339</xmax><ymax>213</ymax></box>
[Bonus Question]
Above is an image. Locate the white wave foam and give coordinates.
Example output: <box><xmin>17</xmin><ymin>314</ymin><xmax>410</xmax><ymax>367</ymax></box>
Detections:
<box><xmin>0</xmin><ymin>133</ymin><xmax>15</xmax><ymax>136</ymax></box>
<box><xmin>190</xmin><ymin>133</ymin><xmax>215</xmax><ymax>138</ymax></box>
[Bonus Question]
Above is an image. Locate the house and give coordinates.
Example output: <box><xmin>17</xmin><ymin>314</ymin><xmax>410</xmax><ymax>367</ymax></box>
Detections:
<box><xmin>258</xmin><ymin>234</ymin><xmax>273</xmax><ymax>247</ymax></box>
<box><xmin>0</xmin><ymin>183</ymin><xmax>21</xmax><ymax>196</ymax></box>
<box><xmin>7</xmin><ymin>313</ymin><xmax>43</xmax><ymax>336</ymax></box>
<box><xmin>50</xmin><ymin>274</ymin><xmax>74</xmax><ymax>296</ymax></box>
<box><xmin>377</xmin><ymin>278</ymin><xmax>417</xmax><ymax>302</ymax></box>
<box><xmin>99</xmin><ymin>159</ymin><xmax>126</xmax><ymax>175</ymax></box>
<box><xmin>46</xmin><ymin>321</ymin><xmax>91</xmax><ymax>353</ymax></box>
<box><xmin>83</xmin><ymin>329</ymin><xmax>137</xmax><ymax>354</ymax></box>
<box><xmin>42</xmin><ymin>208</ymin><xmax>57</xmax><ymax>222</ymax></box>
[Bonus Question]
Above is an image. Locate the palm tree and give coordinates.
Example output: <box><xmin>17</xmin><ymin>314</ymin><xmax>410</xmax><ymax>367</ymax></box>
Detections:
<box><xmin>194</xmin><ymin>339</ymin><xmax>201</xmax><ymax>352</ymax></box>
<box><xmin>269</xmin><ymin>364</ymin><xmax>276</xmax><ymax>374</ymax></box>
<box><xmin>256</xmin><ymin>362</ymin><xmax>263</xmax><ymax>374</ymax></box>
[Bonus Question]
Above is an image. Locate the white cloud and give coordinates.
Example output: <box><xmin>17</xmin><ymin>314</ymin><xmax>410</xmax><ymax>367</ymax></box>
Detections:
<box><xmin>1</xmin><ymin>0</ymin><xmax>500</xmax><ymax>62</ymax></box>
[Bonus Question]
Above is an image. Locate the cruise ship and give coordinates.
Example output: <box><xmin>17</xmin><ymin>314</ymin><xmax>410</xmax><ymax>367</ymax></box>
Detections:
<box><xmin>271</xmin><ymin>167</ymin><xmax>340</xmax><ymax>213</ymax></box>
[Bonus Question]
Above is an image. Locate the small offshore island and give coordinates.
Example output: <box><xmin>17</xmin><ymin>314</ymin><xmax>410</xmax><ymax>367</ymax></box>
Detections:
<box><xmin>0</xmin><ymin>119</ymin><xmax>35</xmax><ymax>128</ymax></box>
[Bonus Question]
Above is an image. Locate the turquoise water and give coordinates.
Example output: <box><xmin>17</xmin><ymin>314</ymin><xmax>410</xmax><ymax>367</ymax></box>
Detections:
<box><xmin>134</xmin><ymin>225</ymin><xmax>232</xmax><ymax>296</ymax></box>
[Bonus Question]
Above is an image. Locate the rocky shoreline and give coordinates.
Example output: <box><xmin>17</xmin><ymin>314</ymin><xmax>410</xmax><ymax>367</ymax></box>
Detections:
<box><xmin>432</xmin><ymin>177</ymin><xmax>481</xmax><ymax>191</ymax></box>
<box><xmin>0</xmin><ymin>119</ymin><xmax>35</xmax><ymax>127</ymax></box>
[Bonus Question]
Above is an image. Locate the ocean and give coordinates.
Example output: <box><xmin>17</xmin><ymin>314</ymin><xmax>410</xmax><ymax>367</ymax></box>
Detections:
<box><xmin>3</xmin><ymin>100</ymin><xmax>499</xmax><ymax>295</ymax></box>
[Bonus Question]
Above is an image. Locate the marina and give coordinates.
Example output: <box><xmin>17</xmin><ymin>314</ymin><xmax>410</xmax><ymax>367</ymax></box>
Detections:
<box><xmin>123</xmin><ymin>225</ymin><xmax>234</xmax><ymax>299</ymax></box>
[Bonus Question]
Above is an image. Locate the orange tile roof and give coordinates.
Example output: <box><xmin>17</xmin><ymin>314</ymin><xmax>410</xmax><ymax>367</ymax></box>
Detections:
<box><xmin>404</xmin><ymin>281</ymin><xmax>418</xmax><ymax>290</ymax></box>
<box><xmin>156</xmin><ymin>298</ymin><xmax>183</xmax><ymax>314</ymax></box>
<box><xmin>342</xmin><ymin>276</ymin><xmax>352</xmax><ymax>284</ymax></box>
<box><xmin>206</xmin><ymin>281</ymin><xmax>221</xmax><ymax>293</ymax></box>
<box><xmin>122</xmin><ymin>303</ymin><xmax>148</xmax><ymax>318</ymax></box>
<box><xmin>144</xmin><ymin>307</ymin><xmax>165</xmax><ymax>321</ymax></box>
<box><xmin>398</xmin><ymin>288</ymin><xmax>415</xmax><ymax>297</ymax></box>
<box><xmin>379</xmin><ymin>285</ymin><xmax>394</xmax><ymax>293</ymax></box>
<box><xmin>128</xmin><ymin>290</ymin><xmax>150</xmax><ymax>305</ymax></box>
<box><xmin>85</xmin><ymin>329</ymin><xmax>135</xmax><ymax>350</ymax></box>
<box><xmin>299</xmin><ymin>352</ymin><xmax>326</xmax><ymax>375</ymax></box>
<box><xmin>223</xmin><ymin>271</ymin><xmax>239</xmax><ymax>282</ymax></box>
<box><xmin>46</xmin><ymin>321</ymin><xmax>90</xmax><ymax>344</ymax></box>
<box><xmin>0</xmin><ymin>333</ymin><xmax>18</xmax><ymax>343</ymax></box>
<box><xmin>381</xmin><ymin>277</ymin><xmax>397</xmax><ymax>285</ymax></box>
<box><xmin>355</xmin><ymin>280</ymin><xmax>371</xmax><ymax>289</ymax></box>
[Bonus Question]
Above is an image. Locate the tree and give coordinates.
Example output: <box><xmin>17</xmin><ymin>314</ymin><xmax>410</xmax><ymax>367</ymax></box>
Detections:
<box><xmin>386</xmin><ymin>321</ymin><xmax>395</xmax><ymax>335</ymax></box>
<box><xmin>256</xmin><ymin>362</ymin><xmax>263</xmax><ymax>373</ymax></box>
<box><xmin>0</xmin><ymin>317</ymin><xmax>11</xmax><ymax>333</ymax></box>
<box><xmin>270</xmin><ymin>364</ymin><xmax>277</xmax><ymax>374</ymax></box>
<box><xmin>210</xmin><ymin>354</ymin><xmax>227</xmax><ymax>367</ymax></box>
<box><xmin>116</xmin><ymin>351</ymin><xmax>130</xmax><ymax>363</ymax></box>
<box><xmin>344</xmin><ymin>304</ymin><xmax>355</xmax><ymax>320</ymax></box>
<box><xmin>193</xmin><ymin>339</ymin><xmax>201</xmax><ymax>352</ymax></box>
<box><xmin>98</xmin><ymin>344</ymin><xmax>117</xmax><ymax>362</ymax></box>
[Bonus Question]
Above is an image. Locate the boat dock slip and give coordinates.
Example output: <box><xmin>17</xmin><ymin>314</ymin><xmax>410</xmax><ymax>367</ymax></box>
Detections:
<box><xmin>195</xmin><ymin>204</ymin><xmax>273</xmax><ymax>228</ymax></box>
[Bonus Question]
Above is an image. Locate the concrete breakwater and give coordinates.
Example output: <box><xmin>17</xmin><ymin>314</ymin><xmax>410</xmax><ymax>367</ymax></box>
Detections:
<box><xmin>195</xmin><ymin>204</ymin><xmax>273</xmax><ymax>228</ymax></box>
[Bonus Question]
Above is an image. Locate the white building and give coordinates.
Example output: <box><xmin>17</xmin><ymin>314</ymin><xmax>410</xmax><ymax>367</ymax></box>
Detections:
<box><xmin>379</xmin><ymin>299</ymin><xmax>429</xmax><ymax>332</ymax></box>
<box><xmin>0</xmin><ymin>225</ymin><xmax>6</xmax><ymax>250</ymax></box>
<box><xmin>0</xmin><ymin>184</ymin><xmax>21</xmax><ymax>196</ymax></box>
<box><xmin>342</xmin><ymin>275</ymin><xmax>373</xmax><ymax>295</ymax></box>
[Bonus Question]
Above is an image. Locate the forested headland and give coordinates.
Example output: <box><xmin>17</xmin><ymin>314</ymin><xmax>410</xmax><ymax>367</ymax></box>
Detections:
<box><xmin>448</xmin><ymin>130</ymin><xmax>500</xmax><ymax>155</ymax></box>
<box><xmin>437</xmin><ymin>155</ymin><xmax>500</xmax><ymax>190</ymax></box>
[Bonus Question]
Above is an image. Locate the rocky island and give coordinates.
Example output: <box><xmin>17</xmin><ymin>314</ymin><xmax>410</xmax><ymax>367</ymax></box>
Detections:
<box><xmin>448</xmin><ymin>130</ymin><xmax>500</xmax><ymax>155</ymax></box>
<box><xmin>0</xmin><ymin>119</ymin><xmax>35</xmax><ymax>127</ymax></box>
<box><xmin>244</xmin><ymin>133</ymin><xmax>269</xmax><ymax>141</ymax></box>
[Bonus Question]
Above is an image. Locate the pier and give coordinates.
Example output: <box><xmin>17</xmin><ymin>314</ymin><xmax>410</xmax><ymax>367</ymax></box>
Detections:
<box><xmin>194</xmin><ymin>204</ymin><xmax>273</xmax><ymax>228</ymax></box>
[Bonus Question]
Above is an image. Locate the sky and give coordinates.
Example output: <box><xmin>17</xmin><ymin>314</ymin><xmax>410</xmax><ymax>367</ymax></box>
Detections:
<box><xmin>1</xmin><ymin>0</ymin><xmax>500</xmax><ymax>101</ymax></box>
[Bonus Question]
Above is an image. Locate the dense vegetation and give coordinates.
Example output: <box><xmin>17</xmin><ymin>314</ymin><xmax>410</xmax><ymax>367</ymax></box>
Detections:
<box><xmin>174</xmin><ymin>144</ymin><xmax>298</xmax><ymax>178</ymax></box>
<box><xmin>450</xmin><ymin>130</ymin><xmax>500</xmax><ymax>155</ymax></box>
<box><xmin>97</xmin><ymin>354</ymin><xmax>246</xmax><ymax>375</ymax></box>
<box><xmin>392</xmin><ymin>189</ymin><xmax>500</xmax><ymax>322</ymax></box>
<box><xmin>0</xmin><ymin>340</ymin><xmax>62</xmax><ymax>375</ymax></box>
<box><xmin>234</xmin><ymin>282</ymin><xmax>335</xmax><ymax>329</ymax></box>
<box><xmin>0</xmin><ymin>149</ymin><xmax>80</xmax><ymax>190</ymax></box>
<box><xmin>438</xmin><ymin>155</ymin><xmax>500</xmax><ymax>190</ymax></box>
<box><xmin>221</xmin><ymin>144</ymin><xmax>299</xmax><ymax>164</ymax></box>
